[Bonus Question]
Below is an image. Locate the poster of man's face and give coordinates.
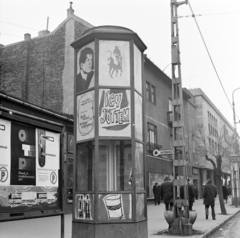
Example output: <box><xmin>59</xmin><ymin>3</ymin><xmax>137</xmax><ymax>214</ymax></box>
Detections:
<box><xmin>76</xmin><ymin>42</ymin><xmax>95</xmax><ymax>94</ymax></box>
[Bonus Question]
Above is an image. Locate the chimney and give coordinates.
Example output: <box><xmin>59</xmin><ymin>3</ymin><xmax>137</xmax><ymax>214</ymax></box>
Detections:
<box><xmin>24</xmin><ymin>33</ymin><xmax>31</xmax><ymax>41</ymax></box>
<box><xmin>38</xmin><ymin>30</ymin><xmax>50</xmax><ymax>37</ymax></box>
<box><xmin>67</xmin><ymin>2</ymin><xmax>74</xmax><ymax>17</ymax></box>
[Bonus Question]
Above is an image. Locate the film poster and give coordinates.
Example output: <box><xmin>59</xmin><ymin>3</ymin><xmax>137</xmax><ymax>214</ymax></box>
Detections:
<box><xmin>99</xmin><ymin>89</ymin><xmax>131</xmax><ymax>137</ymax></box>
<box><xmin>99</xmin><ymin>40</ymin><xmax>130</xmax><ymax>87</ymax></box>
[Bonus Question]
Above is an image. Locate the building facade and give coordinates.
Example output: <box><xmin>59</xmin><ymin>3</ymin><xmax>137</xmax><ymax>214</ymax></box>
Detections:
<box><xmin>189</xmin><ymin>88</ymin><xmax>235</xmax><ymax>187</ymax></box>
<box><xmin>144</xmin><ymin>58</ymin><xmax>199</xmax><ymax>198</ymax></box>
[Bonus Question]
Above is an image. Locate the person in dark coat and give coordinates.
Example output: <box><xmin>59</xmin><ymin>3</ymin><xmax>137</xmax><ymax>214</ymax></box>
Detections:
<box><xmin>203</xmin><ymin>179</ymin><xmax>217</xmax><ymax>220</ymax></box>
<box><xmin>227</xmin><ymin>185</ymin><xmax>232</xmax><ymax>203</ymax></box>
<box><xmin>180</xmin><ymin>179</ymin><xmax>195</xmax><ymax>211</ymax></box>
<box><xmin>153</xmin><ymin>183</ymin><xmax>160</xmax><ymax>205</ymax></box>
<box><xmin>222</xmin><ymin>185</ymin><xmax>228</xmax><ymax>203</ymax></box>
<box><xmin>194</xmin><ymin>186</ymin><xmax>199</xmax><ymax>200</ymax></box>
<box><xmin>160</xmin><ymin>176</ymin><xmax>173</xmax><ymax>211</ymax></box>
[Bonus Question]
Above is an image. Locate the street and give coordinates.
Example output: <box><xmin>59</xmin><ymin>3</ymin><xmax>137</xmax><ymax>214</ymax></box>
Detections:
<box><xmin>210</xmin><ymin>212</ymin><xmax>240</xmax><ymax>238</ymax></box>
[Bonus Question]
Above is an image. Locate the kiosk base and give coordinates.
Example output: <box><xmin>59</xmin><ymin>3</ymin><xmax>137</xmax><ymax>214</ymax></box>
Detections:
<box><xmin>72</xmin><ymin>220</ymin><xmax>148</xmax><ymax>238</ymax></box>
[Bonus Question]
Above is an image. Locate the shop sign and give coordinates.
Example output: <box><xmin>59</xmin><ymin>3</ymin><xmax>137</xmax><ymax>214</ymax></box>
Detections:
<box><xmin>153</xmin><ymin>149</ymin><xmax>173</xmax><ymax>156</ymax></box>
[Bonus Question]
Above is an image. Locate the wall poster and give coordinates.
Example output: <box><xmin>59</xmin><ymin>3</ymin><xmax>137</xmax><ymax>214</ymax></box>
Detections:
<box><xmin>134</xmin><ymin>44</ymin><xmax>142</xmax><ymax>94</ymax></box>
<box><xmin>36</xmin><ymin>129</ymin><xmax>60</xmax><ymax>187</ymax></box>
<box><xmin>99</xmin><ymin>89</ymin><xmax>131</xmax><ymax>137</ymax></box>
<box><xmin>98</xmin><ymin>194</ymin><xmax>132</xmax><ymax>220</ymax></box>
<box><xmin>0</xmin><ymin>119</ymin><xmax>60</xmax><ymax>211</ymax></box>
<box><xmin>99</xmin><ymin>40</ymin><xmax>130</xmax><ymax>87</ymax></box>
<box><xmin>0</xmin><ymin>119</ymin><xmax>11</xmax><ymax>186</ymax></box>
<box><xmin>135</xmin><ymin>92</ymin><xmax>143</xmax><ymax>141</ymax></box>
<box><xmin>75</xmin><ymin>194</ymin><xmax>94</xmax><ymax>220</ymax></box>
<box><xmin>136</xmin><ymin>193</ymin><xmax>145</xmax><ymax>220</ymax></box>
<box><xmin>11</xmin><ymin>122</ymin><xmax>36</xmax><ymax>186</ymax></box>
<box><xmin>76</xmin><ymin>91</ymin><xmax>95</xmax><ymax>142</ymax></box>
<box><xmin>76</xmin><ymin>42</ymin><xmax>95</xmax><ymax>93</ymax></box>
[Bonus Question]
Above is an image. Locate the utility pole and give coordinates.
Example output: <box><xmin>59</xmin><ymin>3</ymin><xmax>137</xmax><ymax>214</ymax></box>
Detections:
<box><xmin>231</xmin><ymin>88</ymin><xmax>240</xmax><ymax>207</ymax></box>
<box><xmin>170</xmin><ymin>0</ymin><xmax>193</xmax><ymax>235</ymax></box>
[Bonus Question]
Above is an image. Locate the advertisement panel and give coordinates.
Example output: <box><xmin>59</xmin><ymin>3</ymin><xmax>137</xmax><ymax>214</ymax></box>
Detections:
<box><xmin>36</xmin><ymin>129</ymin><xmax>60</xmax><ymax>187</ymax></box>
<box><xmin>0</xmin><ymin>119</ymin><xmax>11</xmax><ymax>186</ymax></box>
<box><xmin>99</xmin><ymin>40</ymin><xmax>130</xmax><ymax>87</ymax></box>
<box><xmin>76</xmin><ymin>91</ymin><xmax>95</xmax><ymax>142</ymax></box>
<box><xmin>99</xmin><ymin>89</ymin><xmax>131</xmax><ymax>137</ymax></box>
<box><xmin>11</xmin><ymin>122</ymin><xmax>36</xmax><ymax>186</ymax></box>
<box><xmin>76</xmin><ymin>42</ymin><xmax>95</xmax><ymax>94</ymax></box>
<box><xmin>134</xmin><ymin>44</ymin><xmax>142</xmax><ymax>94</ymax></box>
<box><xmin>0</xmin><ymin>120</ymin><xmax>60</xmax><ymax>212</ymax></box>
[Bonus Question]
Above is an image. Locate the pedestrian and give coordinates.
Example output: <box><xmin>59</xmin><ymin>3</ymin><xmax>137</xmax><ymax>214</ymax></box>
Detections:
<box><xmin>203</xmin><ymin>179</ymin><xmax>217</xmax><ymax>220</ymax></box>
<box><xmin>222</xmin><ymin>185</ymin><xmax>228</xmax><ymax>204</ymax></box>
<box><xmin>180</xmin><ymin>179</ymin><xmax>195</xmax><ymax>211</ymax></box>
<box><xmin>227</xmin><ymin>184</ymin><xmax>232</xmax><ymax>203</ymax></box>
<box><xmin>194</xmin><ymin>186</ymin><xmax>199</xmax><ymax>200</ymax></box>
<box><xmin>153</xmin><ymin>183</ymin><xmax>159</xmax><ymax>205</ymax></box>
<box><xmin>160</xmin><ymin>176</ymin><xmax>173</xmax><ymax>211</ymax></box>
<box><xmin>157</xmin><ymin>183</ymin><xmax>161</xmax><ymax>205</ymax></box>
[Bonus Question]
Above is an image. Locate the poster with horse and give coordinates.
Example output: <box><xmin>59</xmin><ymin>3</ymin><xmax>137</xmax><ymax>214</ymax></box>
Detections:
<box><xmin>99</xmin><ymin>40</ymin><xmax>130</xmax><ymax>87</ymax></box>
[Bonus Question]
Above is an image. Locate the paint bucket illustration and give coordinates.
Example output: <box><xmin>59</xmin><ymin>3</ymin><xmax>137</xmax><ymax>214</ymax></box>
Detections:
<box><xmin>103</xmin><ymin>194</ymin><xmax>125</xmax><ymax>219</ymax></box>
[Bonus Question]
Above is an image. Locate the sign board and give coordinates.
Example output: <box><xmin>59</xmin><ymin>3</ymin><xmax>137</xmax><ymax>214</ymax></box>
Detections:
<box><xmin>230</xmin><ymin>155</ymin><xmax>240</xmax><ymax>163</ymax></box>
<box><xmin>0</xmin><ymin>118</ymin><xmax>60</xmax><ymax>212</ymax></box>
<box><xmin>153</xmin><ymin>149</ymin><xmax>173</xmax><ymax>157</ymax></box>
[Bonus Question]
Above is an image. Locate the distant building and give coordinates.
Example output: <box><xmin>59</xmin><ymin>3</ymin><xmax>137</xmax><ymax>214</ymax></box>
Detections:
<box><xmin>189</xmin><ymin>88</ymin><xmax>235</xmax><ymax>186</ymax></box>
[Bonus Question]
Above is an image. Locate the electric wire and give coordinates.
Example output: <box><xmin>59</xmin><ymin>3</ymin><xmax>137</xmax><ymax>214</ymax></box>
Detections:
<box><xmin>187</xmin><ymin>0</ymin><xmax>240</xmax><ymax>124</ymax></box>
<box><xmin>0</xmin><ymin>32</ymin><xmax>23</xmax><ymax>39</ymax></box>
<box><xmin>179</xmin><ymin>11</ymin><xmax>240</xmax><ymax>18</ymax></box>
<box><xmin>0</xmin><ymin>21</ymin><xmax>39</xmax><ymax>31</ymax></box>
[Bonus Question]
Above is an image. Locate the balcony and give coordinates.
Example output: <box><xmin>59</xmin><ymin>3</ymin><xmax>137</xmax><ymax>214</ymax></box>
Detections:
<box><xmin>146</xmin><ymin>142</ymin><xmax>162</xmax><ymax>155</ymax></box>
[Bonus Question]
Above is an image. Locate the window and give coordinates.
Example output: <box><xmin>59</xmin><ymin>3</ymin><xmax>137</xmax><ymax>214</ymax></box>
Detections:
<box><xmin>151</xmin><ymin>85</ymin><xmax>156</xmax><ymax>104</ymax></box>
<box><xmin>76</xmin><ymin>142</ymin><xmax>94</xmax><ymax>191</ymax></box>
<box><xmin>168</xmin><ymin>98</ymin><xmax>172</xmax><ymax>111</ymax></box>
<box><xmin>98</xmin><ymin>140</ymin><xmax>132</xmax><ymax>191</ymax></box>
<box><xmin>146</xmin><ymin>81</ymin><xmax>156</xmax><ymax>104</ymax></box>
<box><xmin>146</xmin><ymin>82</ymin><xmax>150</xmax><ymax>101</ymax></box>
<box><xmin>147</xmin><ymin>123</ymin><xmax>157</xmax><ymax>144</ymax></box>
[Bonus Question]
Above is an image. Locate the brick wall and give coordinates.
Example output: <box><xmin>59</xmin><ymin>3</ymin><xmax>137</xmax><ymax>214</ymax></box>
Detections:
<box><xmin>0</xmin><ymin>18</ymin><xmax>92</xmax><ymax>114</ymax></box>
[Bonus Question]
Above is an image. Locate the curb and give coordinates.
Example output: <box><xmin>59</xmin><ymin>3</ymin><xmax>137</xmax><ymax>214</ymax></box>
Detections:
<box><xmin>197</xmin><ymin>209</ymin><xmax>240</xmax><ymax>238</ymax></box>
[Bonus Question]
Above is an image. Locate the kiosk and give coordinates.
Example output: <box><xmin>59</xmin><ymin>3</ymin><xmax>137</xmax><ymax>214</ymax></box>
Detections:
<box><xmin>71</xmin><ymin>26</ymin><xmax>147</xmax><ymax>238</ymax></box>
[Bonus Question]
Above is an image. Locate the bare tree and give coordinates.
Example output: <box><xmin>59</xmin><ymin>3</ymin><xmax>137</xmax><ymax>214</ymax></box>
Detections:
<box><xmin>194</xmin><ymin>125</ymin><xmax>234</xmax><ymax>215</ymax></box>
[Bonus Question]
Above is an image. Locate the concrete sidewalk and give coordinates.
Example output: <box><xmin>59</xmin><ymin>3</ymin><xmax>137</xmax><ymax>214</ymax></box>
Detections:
<box><xmin>0</xmin><ymin>198</ymin><xmax>239</xmax><ymax>238</ymax></box>
<box><xmin>148</xmin><ymin>197</ymin><xmax>240</xmax><ymax>238</ymax></box>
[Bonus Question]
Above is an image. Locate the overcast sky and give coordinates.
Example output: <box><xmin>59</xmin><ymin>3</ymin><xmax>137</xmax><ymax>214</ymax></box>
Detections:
<box><xmin>1</xmin><ymin>0</ymin><xmax>240</xmax><ymax>133</ymax></box>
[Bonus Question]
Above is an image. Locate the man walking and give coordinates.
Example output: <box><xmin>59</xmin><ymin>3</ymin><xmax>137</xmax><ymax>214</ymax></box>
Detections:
<box><xmin>153</xmin><ymin>183</ymin><xmax>160</xmax><ymax>205</ymax></box>
<box><xmin>180</xmin><ymin>179</ymin><xmax>195</xmax><ymax>211</ymax></box>
<box><xmin>160</xmin><ymin>176</ymin><xmax>173</xmax><ymax>211</ymax></box>
<box><xmin>203</xmin><ymin>179</ymin><xmax>217</xmax><ymax>220</ymax></box>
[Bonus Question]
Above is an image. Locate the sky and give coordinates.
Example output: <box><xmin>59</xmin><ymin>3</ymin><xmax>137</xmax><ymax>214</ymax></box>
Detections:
<box><xmin>1</xmin><ymin>0</ymin><xmax>240</xmax><ymax>133</ymax></box>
